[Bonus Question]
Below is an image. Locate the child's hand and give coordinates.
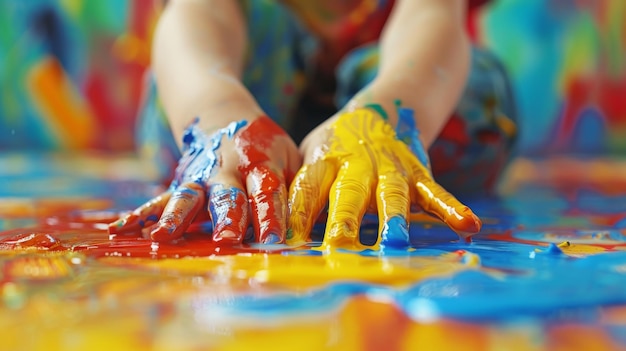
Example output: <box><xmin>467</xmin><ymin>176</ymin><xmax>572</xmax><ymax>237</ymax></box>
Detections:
<box><xmin>287</xmin><ymin>108</ymin><xmax>481</xmax><ymax>250</ymax></box>
<box><xmin>109</xmin><ymin>116</ymin><xmax>300</xmax><ymax>244</ymax></box>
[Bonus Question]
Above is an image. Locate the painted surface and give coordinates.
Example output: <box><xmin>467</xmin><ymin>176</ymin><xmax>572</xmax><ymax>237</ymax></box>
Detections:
<box><xmin>2</xmin><ymin>153</ymin><xmax>626</xmax><ymax>350</ymax></box>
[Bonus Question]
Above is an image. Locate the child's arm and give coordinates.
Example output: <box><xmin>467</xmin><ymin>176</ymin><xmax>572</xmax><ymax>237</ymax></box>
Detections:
<box><xmin>345</xmin><ymin>0</ymin><xmax>470</xmax><ymax>147</ymax></box>
<box><xmin>110</xmin><ymin>0</ymin><xmax>301</xmax><ymax>244</ymax></box>
<box><xmin>152</xmin><ymin>0</ymin><xmax>261</xmax><ymax>139</ymax></box>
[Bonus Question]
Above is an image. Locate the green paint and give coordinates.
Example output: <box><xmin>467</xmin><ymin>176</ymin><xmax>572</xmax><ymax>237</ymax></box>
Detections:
<box><xmin>363</xmin><ymin>103</ymin><xmax>388</xmax><ymax>120</ymax></box>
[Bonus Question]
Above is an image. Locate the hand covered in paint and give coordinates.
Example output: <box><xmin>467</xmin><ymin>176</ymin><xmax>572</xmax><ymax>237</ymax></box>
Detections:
<box><xmin>288</xmin><ymin>108</ymin><xmax>482</xmax><ymax>250</ymax></box>
<box><xmin>110</xmin><ymin>116</ymin><xmax>300</xmax><ymax>244</ymax></box>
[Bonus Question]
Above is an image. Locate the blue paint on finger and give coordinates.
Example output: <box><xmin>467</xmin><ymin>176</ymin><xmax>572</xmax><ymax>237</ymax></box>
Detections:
<box><xmin>208</xmin><ymin>185</ymin><xmax>249</xmax><ymax>241</ymax></box>
<box><xmin>380</xmin><ymin>215</ymin><xmax>410</xmax><ymax>249</ymax></box>
<box><xmin>171</xmin><ymin>119</ymin><xmax>248</xmax><ymax>189</ymax></box>
<box><xmin>395</xmin><ymin>107</ymin><xmax>430</xmax><ymax>169</ymax></box>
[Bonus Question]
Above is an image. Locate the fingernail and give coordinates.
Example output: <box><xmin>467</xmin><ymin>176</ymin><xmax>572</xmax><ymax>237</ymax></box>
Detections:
<box><xmin>462</xmin><ymin>207</ymin><xmax>482</xmax><ymax>233</ymax></box>
<box><xmin>213</xmin><ymin>230</ymin><xmax>240</xmax><ymax>243</ymax></box>
<box><xmin>150</xmin><ymin>225</ymin><xmax>175</xmax><ymax>242</ymax></box>
<box><xmin>108</xmin><ymin>213</ymin><xmax>137</xmax><ymax>233</ymax></box>
<box><xmin>381</xmin><ymin>216</ymin><xmax>410</xmax><ymax>249</ymax></box>
<box><xmin>262</xmin><ymin>233</ymin><xmax>281</xmax><ymax>244</ymax></box>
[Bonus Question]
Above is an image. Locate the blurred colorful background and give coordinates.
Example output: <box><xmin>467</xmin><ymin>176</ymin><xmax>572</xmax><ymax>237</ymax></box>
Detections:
<box><xmin>0</xmin><ymin>0</ymin><xmax>624</xmax><ymax>155</ymax></box>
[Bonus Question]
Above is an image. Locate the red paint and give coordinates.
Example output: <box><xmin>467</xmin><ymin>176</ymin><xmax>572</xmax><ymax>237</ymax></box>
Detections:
<box><xmin>247</xmin><ymin>166</ymin><xmax>287</xmax><ymax>243</ymax></box>
<box><xmin>109</xmin><ymin>192</ymin><xmax>171</xmax><ymax>235</ymax></box>
<box><xmin>0</xmin><ymin>214</ymin><xmax>290</xmax><ymax>259</ymax></box>
<box><xmin>235</xmin><ymin>116</ymin><xmax>285</xmax><ymax>171</ymax></box>
<box><xmin>554</xmin><ymin>74</ymin><xmax>626</xmax><ymax>150</ymax></box>
<box><xmin>236</xmin><ymin>117</ymin><xmax>292</xmax><ymax>243</ymax></box>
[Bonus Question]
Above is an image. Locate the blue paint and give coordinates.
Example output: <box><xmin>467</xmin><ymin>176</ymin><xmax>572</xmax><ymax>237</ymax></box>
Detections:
<box><xmin>196</xmin><ymin>249</ymin><xmax>626</xmax><ymax>323</ymax></box>
<box><xmin>171</xmin><ymin>119</ymin><xmax>247</xmax><ymax>189</ymax></box>
<box><xmin>395</xmin><ymin>107</ymin><xmax>429</xmax><ymax>168</ymax></box>
<box><xmin>570</xmin><ymin>108</ymin><xmax>606</xmax><ymax>153</ymax></box>
<box><xmin>208</xmin><ymin>186</ymin><xmax>247</xmax><ymax>230</ymax></box>
<box><xmin>545</xmin><ymin>242</ymin><xmax>564</xmax><ymax>255</ymax></box>
<box><xmin>7</xmin><ymin>153</ymin><xmax>626</xmax><ymax>331</ymax></box>
<box><xmin>380</xmin><ymin>216</ymin><xmax>410</xmax><ymax>249</ymax></box>
<box><xmin>138</xmin><ymin>214</ymin><xmax>159</xmax><ymax>229</ymax></box>
<box><xmin>263</xmin><ymin>234</ymin><xmax>281</xmax><ymax>244</ymax></box>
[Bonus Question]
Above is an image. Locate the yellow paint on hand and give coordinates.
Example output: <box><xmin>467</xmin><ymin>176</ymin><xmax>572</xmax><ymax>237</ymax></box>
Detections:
<box><xmin>289</xmin><ymin>109</ymin><xmax>481</xmax><ymax>250</ymax></box>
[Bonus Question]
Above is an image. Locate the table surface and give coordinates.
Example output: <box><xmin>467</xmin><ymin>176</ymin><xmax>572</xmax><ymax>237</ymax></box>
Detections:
<box><xmin>1</xmin><ymin>152</ymin><xmax>626</xmax><ymax>351</ymax></box>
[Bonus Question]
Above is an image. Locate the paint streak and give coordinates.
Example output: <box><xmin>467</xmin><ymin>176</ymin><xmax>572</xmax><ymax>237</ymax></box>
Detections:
<box><xmin>395</xmin><ymin>106</ymin><xmax>430</xmax><ymax>169</ymax></box>
<box><xmin>288</xmin><ymin>109</ymin><xmax>481</xmax><ymax>251</ymax></box>
<box><xmin>173</xmin><ymin>118</ymin><xmax>247</xmax><ymax>187</ymax></box>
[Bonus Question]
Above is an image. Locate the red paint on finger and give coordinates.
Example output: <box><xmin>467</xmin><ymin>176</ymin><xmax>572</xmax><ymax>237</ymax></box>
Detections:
<box><xmin>108</xmin><ymin>192</ymin><xmax>172</xmax><ymax>235</ymax></box>
<box><xmin>247</xmin><ymin>166</ymin><xmax>287</xmax><ymax>244</ymax></box>
<box><xmin>235</xmin><ymin>116</ymin><xmax>287</xmax><ymax>172</ymax></box>
<box><xmin>235</xmin><ymin>116</ymin><xmax>292</xmax><ymax>244</ymax></box>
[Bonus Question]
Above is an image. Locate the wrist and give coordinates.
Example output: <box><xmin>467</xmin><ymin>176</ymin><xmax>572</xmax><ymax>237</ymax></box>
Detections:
<box><xmin>341</xmin><ymin>80</ymin><xmax>401</xmax><ymax>127</ymax></box>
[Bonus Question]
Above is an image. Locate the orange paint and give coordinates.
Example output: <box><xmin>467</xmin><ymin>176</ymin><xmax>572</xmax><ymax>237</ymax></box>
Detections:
<box><xmin>27</xmin><ymin>57</ymin><xmax>97</xmax><ymax>149</ymax></box>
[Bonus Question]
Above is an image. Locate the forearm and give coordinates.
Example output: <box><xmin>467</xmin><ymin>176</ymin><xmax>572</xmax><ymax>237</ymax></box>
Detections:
<box><xmin>152</xmin><ymin>0</ymin><xmax>263</xmax><ymax>145</ymax></box>
<box><xmin>345</xmin><ymin>0</ymin><xmax>470</xmax><ymax>147</ymax></box>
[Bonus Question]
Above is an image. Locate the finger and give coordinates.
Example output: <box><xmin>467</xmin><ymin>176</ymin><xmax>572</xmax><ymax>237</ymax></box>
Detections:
<box><xmin>245</xmin><ymin>166</ymin><xmax>288</xmax><ymax>244</ymax></box>
<box><xmin>207</xmin><ymin>183</ymin><xmax>249</xmax><ymax>244</ymax></box>
<box><xmin>323</xmin><ymin>161</ymin><xmax>374</xmax><ymax>249</ymax></box>
<box><xmin>413</xmin><ymin>171</ymin><xmax>482</xmax><ymax>240</ymax></box>
<box><xmin>287</xmin><ymin>159</ymin><xmax>337</xmax><ymax>245</ymax></box>
<box><xmin>150</xmin><ymin>182</ymin><xmax>205</xmax><ymax>241</ymax></box>
<box><xmin>376</xmin><ymin>171</ymin><xmax>411</xmax><ymax>249</ymax></box>
<box><xmin>108</xmin><ymin>191</ymin><xmax>172</xmax><ymax>234</ymax></box>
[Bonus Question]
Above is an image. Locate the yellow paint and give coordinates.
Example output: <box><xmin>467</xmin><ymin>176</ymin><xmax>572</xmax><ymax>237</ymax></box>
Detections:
<box><xmin>112</xmin><ymin>34</ymin><xmax>151</xmax><ymax>66</ymax></box>
<box><xmin>0</xmin><ymin>245</ymin><xmax>620</xmax><ymax>350</ymax></box>
<box><xmin>102</xmin><ymin>251</ymin><xmax>469</xmax><ymax>289</ymax></box>
<box><xmin>288</xmin><ymin>109</ymin><xmax>481</xmax><ymax>250</ymax></box>
<box><xmin>0</xmin><ymin>250</ymin><xmax>474</xmax><ymax>350</ymax></box>
<box><xmin>59</xmin><ymin>0</ymin><xmax>82</xmax><ymax>19</ymax></box>
<box><xmin>558</xmin><ymin>242</ymin><xmax>607</xmax><ymax>256</ymax></box>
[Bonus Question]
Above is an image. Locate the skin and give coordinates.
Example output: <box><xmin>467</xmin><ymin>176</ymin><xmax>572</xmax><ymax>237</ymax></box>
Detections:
<box><xmin>110</xmin><ymin>0</ymin><xmax>480</xmax><ymax>248</ymax></box>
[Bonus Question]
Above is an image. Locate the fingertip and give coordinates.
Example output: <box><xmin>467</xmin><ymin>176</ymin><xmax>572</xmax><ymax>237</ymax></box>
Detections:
<box><xmin>380</xmin><ymin>216</ymin><xmax>411</xmax><ymax>249</ymax></box>
<box><xmin>461</xmin><ymin>207</ymin><xmax>482</xmax><ymax>233</ymax></box>
<box><xmin>448</xmin><ymin>207</ymin><xmax>482</xmax><ymax>238</ymax></box>
<box><xmin>323</xmin><ymin>222</ymin><xmax>360</xmax><ymax>249</ymax></box>
<box><xmin>150</xmin><ymin>224</ymin><xmax>174</xmax><ymax>242</ymax></box>
<box><xmin>208</xmin><ymin>185</ymin><xmax>249</xmax><ymax>244</ymax></box>
<box><xmin>212</xmin><ymin>229</ymin><xmax>242</xmax><ymax>244</ymax></box>
<box><xmin>108</xmin><ymin>213</ymin><xmax>137</xmax><ymax>234</ymax></box>
<box><xmin>246</xmin><ymin>167</ymin><xmax>288</xmax><ymax>244</ymax></box>
<box><xmin>262</xmin><ymin>233</ymin><xmax>282</xmax><ymax>244</ymax></box>
<box><xmin>287</xmin><ymin>211</ymin><xmax>313</xmax><ymax>244</ymax></box>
